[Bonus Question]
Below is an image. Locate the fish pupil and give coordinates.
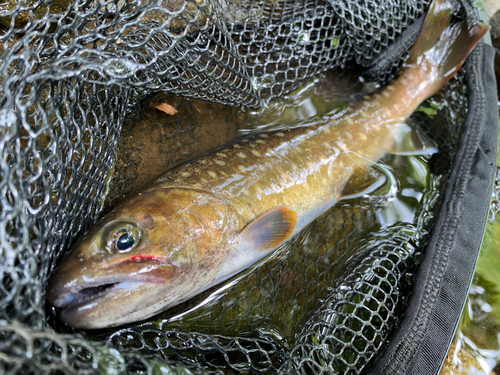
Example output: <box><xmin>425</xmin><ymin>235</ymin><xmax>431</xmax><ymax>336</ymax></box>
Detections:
<box><xmin>116</xmin><ymin>232</ymin><xmax>135</xmax><ymax>251</ymax></box>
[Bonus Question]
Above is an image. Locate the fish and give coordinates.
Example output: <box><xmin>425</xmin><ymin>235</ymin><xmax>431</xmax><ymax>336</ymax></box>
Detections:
<box><xmin>47</xmin><ymin>0</ymin><xmax>489</xmax><ymax>329</ymax></box>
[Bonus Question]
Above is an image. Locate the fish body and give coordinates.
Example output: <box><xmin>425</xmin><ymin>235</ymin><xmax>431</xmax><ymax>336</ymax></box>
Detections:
<box><xmin>47</xmin><ymin>0</ymin><xmax>489</xmax><ymax>329</ymax></box>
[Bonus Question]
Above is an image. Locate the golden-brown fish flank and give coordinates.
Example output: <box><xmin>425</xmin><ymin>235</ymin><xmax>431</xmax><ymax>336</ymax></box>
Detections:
<box><xmin>47</xmin><ymin>0</ymin><xmax>489</xmax><ymax>329</ymax></box>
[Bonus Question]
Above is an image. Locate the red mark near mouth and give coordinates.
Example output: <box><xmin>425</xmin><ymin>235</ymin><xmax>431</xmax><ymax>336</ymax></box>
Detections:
<box><xmin>121</xmin><ymin>254</ymin><xmax>171</xmax><ymax>265</ymax></box>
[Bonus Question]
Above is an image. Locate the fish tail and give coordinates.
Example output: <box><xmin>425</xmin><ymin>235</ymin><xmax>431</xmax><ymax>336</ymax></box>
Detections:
<box><xmin>405</xmin><ymin>0</ymin><xmax>489</xmax><ymax>98</ymax></box>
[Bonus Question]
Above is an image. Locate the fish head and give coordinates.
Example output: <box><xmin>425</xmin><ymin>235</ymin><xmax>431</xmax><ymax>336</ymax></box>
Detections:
<box><xmin>47</xmin><ymin>186</ymin><xmax>233</xmax><ymax>329</ymax></box>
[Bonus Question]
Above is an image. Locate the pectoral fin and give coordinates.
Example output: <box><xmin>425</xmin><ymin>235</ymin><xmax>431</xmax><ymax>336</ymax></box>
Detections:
<box><xmin>239</xmin><ymin>206</ymin><xmax>297</xmax><ymax>252</ymax></box>
<box><xmin>387</xmin><ymin>123</ymin><xmax>438</xmax><ymax>156</ymax></box>
<box><xmin>340</xmin><ymin>166</ymin><xmax>387</xmax><ymax>200</ymax></box>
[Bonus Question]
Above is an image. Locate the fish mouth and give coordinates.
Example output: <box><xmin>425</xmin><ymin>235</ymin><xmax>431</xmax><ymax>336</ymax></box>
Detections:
<box><xmin>49</xmin><ymin>258</ymin><xmax>174</xmax><ymax>311</ymax></box>
<box><xmin>49</xmin><ymin>279</ymin><xmax>149</xmax><ymax>329</ymax></box>
<box><xmin>53</xmin><ymin>282</ymin><xmax>124</xmax><ymax>310</ymax></box>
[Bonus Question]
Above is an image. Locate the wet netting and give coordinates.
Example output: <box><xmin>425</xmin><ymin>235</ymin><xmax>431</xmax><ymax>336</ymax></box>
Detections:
<box><xmin>0</xmin><ymin>0</ymin><xmax>495</xmax><ymax>373</ymax></box>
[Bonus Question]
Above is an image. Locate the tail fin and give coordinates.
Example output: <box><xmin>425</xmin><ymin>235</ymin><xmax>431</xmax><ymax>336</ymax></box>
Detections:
<box><xmin>405</xmin><ymin>0</ymin><xmax>489</xmax><ymax>96</ymax></box>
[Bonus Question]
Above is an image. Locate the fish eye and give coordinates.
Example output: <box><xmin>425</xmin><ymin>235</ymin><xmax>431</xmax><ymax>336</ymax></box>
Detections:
<box><xmin>115</xmin><ymin>231</ymin><xmax>135</xmax><ymax>252</ymax></box>
<box><xmin>105</xmin><ymin>223</ymin><xmax>141</xmax><ymax>254</ymax></box>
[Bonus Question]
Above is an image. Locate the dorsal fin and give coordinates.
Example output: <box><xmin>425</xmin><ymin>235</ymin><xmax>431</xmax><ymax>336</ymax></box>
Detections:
<box><xmin>238</xmin><ymin>206</ymin><xmax>297</xmax><ymax>252</ymax></box>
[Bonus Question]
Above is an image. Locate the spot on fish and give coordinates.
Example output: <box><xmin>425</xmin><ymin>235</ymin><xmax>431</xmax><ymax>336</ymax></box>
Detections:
<box><xmin>321</xmin><ymin>127</ymin><xmax>331</xmax><ymax>134</ymax></box>
<box><xmin>238</xmin><ymin>165</ymin><xmax>246</xmax><ymax>172</ymax></box>
<box><xmin>217</xmin><ymin>153</ymin><xmax>227</xmax><ymax>158</ymax></box>
<box><xmin>215</xmin><ymin>159</ymin><xmax>226</xmax><ymax>166</ymax></box>
<box><xmin>281</xmin><ymin>172</ymin><xmax>290</xmax><ymax>181</ymax></box>
<box><xmin>306</xmin><ymin>161</ymin><xmax>314</xmax><ymax>169</ymax></box>
<box><xmin>181</xmin><ymin>172</ymin><xmax>191</xmax><ymax>177</ymax></box>
<box><xmin>201</xmin><ymin>178</ymin><xmax>208</xmax><ymax>183</ymax></box>
<box><xmin>258</xmin><ymin>165</ymin><xmax>266</xmax><ymax>171</ymax></box>
<box><xmin>266</xmin><ymin>148</ymin><xmax>274</xmax><ymax>155</ymax></box>
<box><xmin>276</xmin><ymin>132</ymin><xmax>285</xmax><ymax>137</ymax></box>
<box><xmin>242</xmin><ymin>189</ymin><xmax>250</xmax><ymax>196</ymax></box>
<box><xmin>251</xmin><ymin>150</ymin><xmax>262</xmax><ymax>157</ymax></box>
<box><xmin>250</xmin><ymin>142</ymin><xmax>256</xmax><ymax>147</ymax></box>
<box><xmin>401</xmin><ymin>78</ymin><xmax>408</xmax><ymax>86</ymax></box>
<box><xmin>383</xmin><ymin>90</ymin><xmax>391</xmax><ymax>98</ymax></box>
<box><xmin>256</xmin><ymin>140</ymin><xmax>265</xmax><ymax>144</ymax></box>
<box><xmin>323</xmin><ymin>141</ymin><xmax>331</xmax><ymax>148</ymax></box>
<box><xmin>221</xmin><ymin>171</ymin><xmax>227</xmax><ymax>176</ymax></box>
<box><xmin>208</xmin><ymin>171</ymin><xmax>217</xmax><ymax>178</ymax></box>
<box><xmin>387</xmin><ymin>85</ymin><xmax>396</xmax><ymax>92</ymax></box>
<box><xmin>242</xmin><ymin>139</ymin><xmax>249</xmax><ymax>143</ymax></box>
<box><xmin>359</xmin><ymin>133</ymin><xmax>367</xmax><ymax>141</ymax></box>
<box><xmin>237</xmin><ymin>153</ymin><xmax>246</xmax><ymax>159</ymax></box>
<box><xmin>259</xmin><ymin>134</ymin><xmax>269</xmax><ymax>138</ymax></box>
<box><xmin>338</xmin><ymin>142</ymin><xmax>348</xmax><ymax>152</ymax></box>
<box><xmin>234</xmin><ymin>144</ymin><xmax>242</xmax><ymax>149</ymax></box>
<box><xmin>346</xmin><ymin>133</ymin><xmax>353</xmax><ymax>141</ymax></box>
<box><xmin>346</xmin><ymin>118</ymin><xmax>354</xmax><ymax>125</ymax></box>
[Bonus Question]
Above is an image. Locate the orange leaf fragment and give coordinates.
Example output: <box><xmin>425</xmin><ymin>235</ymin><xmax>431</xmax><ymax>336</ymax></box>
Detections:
<box><xmin>151</xmin><ymin>101</ymin><xmax>178</xmax><ymax>115</ymax></box>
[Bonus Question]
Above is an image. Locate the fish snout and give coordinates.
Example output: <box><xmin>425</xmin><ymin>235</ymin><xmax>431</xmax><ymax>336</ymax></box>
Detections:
<box><xmin>46</xmin><ymin>266</ymin><xmax>79</xmax><ymax>308</ymax></box>
<box><xmin>47</xmin><ymin>265</ymin><xmax>135</xmax><ymax>314</ymax></box>
<box><xmin>46</xmin><ymin>249</ymin><xmax>113</xmax><ymax>309</ymax></box>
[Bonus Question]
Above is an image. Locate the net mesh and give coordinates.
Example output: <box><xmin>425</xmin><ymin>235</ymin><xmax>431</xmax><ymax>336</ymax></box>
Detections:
<box><xmin>0</xmin><ymin>0</ymin><xmax>475</xmax><ymax>372</ymax></box>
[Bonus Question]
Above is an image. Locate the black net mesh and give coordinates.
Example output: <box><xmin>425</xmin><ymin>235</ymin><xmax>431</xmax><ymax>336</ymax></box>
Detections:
<box><xmin>0</xmin><ymin>0</ymin><xmax>476</xmax><ymax>372</ymax></box>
